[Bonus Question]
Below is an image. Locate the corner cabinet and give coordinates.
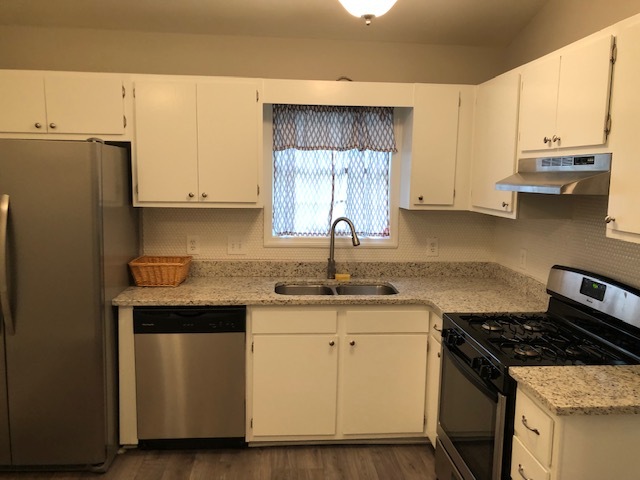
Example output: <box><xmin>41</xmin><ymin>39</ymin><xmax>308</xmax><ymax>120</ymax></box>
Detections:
<box><xmin>470</xmin><ymin>70</ymin><xmax>521</xmax><ymax>218</ymax></box>
<box><xmin>606</xmin><ymin>20</ymin><xmax>640</xmax><ymax>244</ymax></box>
<box><xmin>133</xmin><ymin>76</ymin><xmax>262</xmax><ymax>207</ymax></box>
<box><xmin>0</xmin><ymin>70</ymin><xmax>126</xmax><ymax>136</ymax></box>
<box><xmin>518</xmin><ymin>35</ymin><xmax>614</xmax><ymax>152</ymax></box>
<box><xmin>400</xmin><ymin>84</ymin><xmax>475</xmax><ymax>210</ymax></box>
<box><xmin>247</xmin><ymin>305</ymin><xmax>430</xmax><ymax>442</ymax></box>
<box><xmin>512</xmin><ymin>386</ymin><xmax>640</xmax><ymax>480</ymax></box>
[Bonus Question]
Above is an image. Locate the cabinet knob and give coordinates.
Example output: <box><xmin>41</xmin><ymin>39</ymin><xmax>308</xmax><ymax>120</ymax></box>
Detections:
<box><xmin>502</xmin><ymin>202</ymin><xmax>509</xmax><ymax>208</ymax></box>
<box><xmin>201</xmin><ymin>192</ymin><xmax>208</xmax><ymax>198</ymax></box>
<box><xmin>349</xmin><ymin>340</ymin><xmax>356</xmax><ymax>346</ymax></box>
<box><xmin>34</xmin><ymin>122</ymin><xmax>42</xmax><ymax>129</ymax></box>
<box><xmin>418</xmin><ymin>195</ymin><xmax>424</xmax><ymax>201</ymax></box>
<box><xmin>437</xmin><ymin>352</ymin><xmax>441</xmax><ymax>358</ymax></box>
<box><xmin>188</xmin><ymin>192</ymin><xmax>195</xmax><ymax>198</ymax></box>
<box><xmin>552</xmin><ymin>135</ymin><xmax>561</xmax><ymax>144</ymax></box>
<box><xmin>49</xmin><ymin>123</ymin><xmax>56</xmax><ymax>129</ymax></box>
<box><xmin>605</xmin><ymin>215</ymin><xmax>615</xmax><ymax>224</ymax></box>
<box><xmin>543</xmin><ymin>136</ymin><xmax>552</xmax><ymax>144</ymax></box>
<box><xmin>329</xmin><ymin>340</ymin><xmax>335</xmax><ymax>346</ymax></box>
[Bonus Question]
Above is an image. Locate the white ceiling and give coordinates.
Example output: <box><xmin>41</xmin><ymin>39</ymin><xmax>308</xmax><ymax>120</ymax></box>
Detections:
<box><xmin>0</xmin><ymin>0</ymin><xmax>549</xmax><ymax>47</ymax></box>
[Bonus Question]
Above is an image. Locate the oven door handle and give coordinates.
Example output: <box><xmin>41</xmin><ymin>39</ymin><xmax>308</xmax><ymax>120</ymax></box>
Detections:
<box><xmin>443</xmin><ymin>344</ymin><xmax>499</xmax><ymax>402</ymax></box>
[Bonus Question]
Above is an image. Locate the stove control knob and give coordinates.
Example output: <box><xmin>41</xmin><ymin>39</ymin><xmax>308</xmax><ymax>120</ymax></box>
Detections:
<box><xmin>479</xmin><ymin>364</ymin><xmax>499</xmax><ymax>380</ymax></box>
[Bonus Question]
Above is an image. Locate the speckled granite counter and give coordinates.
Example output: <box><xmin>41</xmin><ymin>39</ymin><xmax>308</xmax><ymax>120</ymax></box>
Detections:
<box><xmin>112</xmin><ymin>261</ymin><xmax>549</xmax><ymax>316</ymax></box>
<box><xmin>510</xmin><ymin>366</ymin><xmax>640</xmax><ymax>416</ymax></box>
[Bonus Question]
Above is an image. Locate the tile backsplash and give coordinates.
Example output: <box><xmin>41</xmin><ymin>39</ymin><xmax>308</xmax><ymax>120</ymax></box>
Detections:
<box><xmin>141</xmin><ymin>196</ymin><xmax>640</xmax><ymax>289</ymax></box>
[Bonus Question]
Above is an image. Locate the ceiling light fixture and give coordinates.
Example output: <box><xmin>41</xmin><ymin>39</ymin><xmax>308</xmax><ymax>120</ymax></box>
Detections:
<box><xmin>337</xmin><ymin>0</ymin><xmax>398</xmax><ymax>25</ymax></box>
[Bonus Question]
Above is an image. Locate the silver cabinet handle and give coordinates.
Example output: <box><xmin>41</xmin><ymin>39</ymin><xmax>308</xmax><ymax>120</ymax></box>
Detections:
<box><xmin>418</xmin><ymin>195</ymin><xmax>424</xmax><ymax>201</ymax></box>
<box><xmin>201</xmin><ymin>192</ymin><xmax>208</xmax><ymax>198</ymax></box>
<box><xmin>188</xmin><ymin>192</ymin><xmax>195</xmax><ymax>198</ymax></box>
<box><xmin>0</xmin><ymin>195</ymin><xmax>15</xmax><ymax>335</ymax></box>
<box><xmin>543</xmin><ymin>136</ymin><xmax>552</xmax><ymax>144</ymax></box>
<box><xmin>49</xmin><ymin>123</ymin><xmax>57</xmax><ymax>129</ymax></box>
<box><xmin>552</xmin><ymin>135</ymin><xmax>561</xmax><ymax>143</ymax></box>
<box><xmin>502</xmin><ymin>202</ymin><xmax>509</xmax><ymax>208</ymax></box>
<box><xmin>518</xmin><ymin>465</ymin><xmax>533</xmax><ymax>480</ymax></box>
<box><xmin>329</xmin><ymin>340</ymin><xmax>335</xmax><ymax>346</ymax></box>
<box><xmin>521</xmin><ymin>415</ymin><xmax>540</xmax><ymax>435</ymax></box>
<box><xmin>34</xmin><ymin>122</ymin><xmax>42</xmax><ymax>129</ymax></box>
<box><xmin>433</xmin><ymin>325</ymin><xmax>442</xmax><ymax>332</ymax></box>
<box><xmin>349</xmin><ymin>340</ymin><xmax>356</xmax><ymax>346</ymax></box>
<box><xmin>605</xmin><ymin>215</ymin><xmax>615</xmax><ymax>224</ymax></box>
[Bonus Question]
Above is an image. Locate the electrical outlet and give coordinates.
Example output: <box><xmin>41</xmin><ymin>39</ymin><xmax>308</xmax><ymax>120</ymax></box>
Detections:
<box><xmin>187</xmin><ymin>235</ymin><xmax>200</xmax><ymax>255</ymax></box>
<box><xmin>227</xmin><ymin>236</ymin><xmax>246</xmax><ymax>255</ymax></box>
<box><xmin>519</xmin><ymin>248</ymin><xmax>527</xmax><ymax>269</ymax></box>
<box><xmin>426</xmin><ymin>237</ymin><xmax>439</xmax><ymax>257</ymax></box>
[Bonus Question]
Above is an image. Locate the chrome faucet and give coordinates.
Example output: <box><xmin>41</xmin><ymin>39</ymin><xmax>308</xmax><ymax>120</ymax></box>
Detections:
<box><xmin>327</xmin><ymin>217</ymin><xmax>360</xmax><ymax>279</ymax></box>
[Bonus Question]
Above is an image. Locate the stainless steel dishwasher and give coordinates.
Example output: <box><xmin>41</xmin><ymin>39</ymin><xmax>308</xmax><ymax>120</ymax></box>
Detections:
<box><xmin>133</xmin><ymin>306</ymin><xmax>246</xmax><ymax>447</ymax></box>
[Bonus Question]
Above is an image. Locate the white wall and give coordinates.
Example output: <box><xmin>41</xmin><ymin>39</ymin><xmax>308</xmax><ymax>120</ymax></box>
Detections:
<box><xmin>0</xmin><ymin>26</ymin><xmax>503</xmax><ymax>84</ymax></box>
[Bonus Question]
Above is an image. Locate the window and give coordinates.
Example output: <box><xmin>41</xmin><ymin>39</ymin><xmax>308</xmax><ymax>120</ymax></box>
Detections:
<box><xmin>267</xmin><ymin>104</ymin><xmax>397</xmax><ymax>246</ymax></box>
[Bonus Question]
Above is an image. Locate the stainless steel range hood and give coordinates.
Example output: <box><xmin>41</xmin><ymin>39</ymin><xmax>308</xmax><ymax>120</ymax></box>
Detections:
<box><xmin>495</xmin><ymin>153</ymin><xmax>612</xmax><ymax>195</ymax></box>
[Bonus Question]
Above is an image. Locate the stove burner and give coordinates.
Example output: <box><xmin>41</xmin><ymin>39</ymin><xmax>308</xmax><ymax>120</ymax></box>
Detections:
<box><xmin>514</xmin><ymin>344</ymin><xmax>541</xmax><ymax>358</ymax></box>
<box><xmin>482</xmin><ymin>320</ymin><xmax>504</xmax><ymax>332</ymax></box>
<box><xmin>523</xmin><ymin>320</ymin><xmax>545</xmax><ymax>332</ymax></box>
<box><xmin>565</xmin><ymin>345</ymin><xmax>584</xmax><ymax>358</ymax></box>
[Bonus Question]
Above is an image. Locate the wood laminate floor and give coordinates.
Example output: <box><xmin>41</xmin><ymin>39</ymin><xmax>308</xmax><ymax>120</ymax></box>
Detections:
<box><xmin>0</xmin><ymin>444</ymin><xmax>437</xmax><ymax>480</ymax></box>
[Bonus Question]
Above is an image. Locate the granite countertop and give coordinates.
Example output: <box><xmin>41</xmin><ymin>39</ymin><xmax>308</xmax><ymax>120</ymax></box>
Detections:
<box><xmin>510</xmin><ymin>366</ymin><xmax>640</xmax><ymax>416</ymax></box>
<box><xmin>112</xmin><ymin>261</ymin><xmax>549</xmax><ymax>316</ymax></box>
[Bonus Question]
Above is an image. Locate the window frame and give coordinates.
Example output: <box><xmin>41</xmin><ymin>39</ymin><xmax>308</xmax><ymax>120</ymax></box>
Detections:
<box><xmin>262</xmin><ymin>105</ymin><xmax>401</xmax><ymax>249</ymax></box>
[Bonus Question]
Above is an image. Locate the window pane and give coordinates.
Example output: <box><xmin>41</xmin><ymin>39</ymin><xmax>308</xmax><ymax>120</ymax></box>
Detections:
<box><xmin>273</xmin><ymin>149</ymin><xmax>390</xmax><ymax>238</ymax></box>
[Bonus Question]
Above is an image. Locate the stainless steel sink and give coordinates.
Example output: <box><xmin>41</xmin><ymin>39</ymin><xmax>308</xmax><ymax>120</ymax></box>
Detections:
<box><xmin>335</xmin><ymin>284</ymin><xmax>398</xmax><ymax>295</ymax></box>
<box><xmin>274</xmin><ymin>282</ymin><xmax>398</xmax><ymax>296</ymax></box>
<box><xmin>274</xmin><ymin>284</ymin><xmax>335</xmax><ymax>295</ymax></box>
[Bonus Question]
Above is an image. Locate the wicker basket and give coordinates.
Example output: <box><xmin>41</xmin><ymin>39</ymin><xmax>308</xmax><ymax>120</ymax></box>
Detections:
<box><xmin>128</xmin><ymin>256</ymin><xmax>192</xmax><ymax>287</ymax></box>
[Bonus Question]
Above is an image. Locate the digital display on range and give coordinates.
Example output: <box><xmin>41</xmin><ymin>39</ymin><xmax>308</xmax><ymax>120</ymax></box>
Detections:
<box><xmin>580</xmin><ymin>277</ymin><xmax>607</xmax><ymax>301</ymax></box>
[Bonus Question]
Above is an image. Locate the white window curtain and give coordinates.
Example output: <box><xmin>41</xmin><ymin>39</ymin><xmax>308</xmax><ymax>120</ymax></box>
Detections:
<box><xmin>272</xmin><ymin>105</ymin><xmax>396</xmax><ymax>238</ymax></box>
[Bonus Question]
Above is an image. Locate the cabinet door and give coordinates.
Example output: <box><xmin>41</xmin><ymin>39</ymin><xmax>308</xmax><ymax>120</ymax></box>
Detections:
<box><xmin>606</xmin><ymin>23</ymin><xmax>640</xmax><ymax>241</ymax></box>
<box><xmin>556</xmin><ymin>35</ymin><xmax>614</xmax><ymax>149</ymax></box>
<box><xmin>252</xmin><ymin>335</ymin><xmax>338</xmax><ymax>437</ymax></box>
<box><xmin>134</xmin><ymin>81</ymin><xmax>199</xmax><ymax>202</ymax></box>
<box><xmin>425</xmin><ymin>335</ymin><xmax>442</xmax><ymax>447</ymax></box>
<box><xmin>44</xmin><ymin>75</ymin><xmax>125</xmax><ymax>134</ymax></box>
<box><xmin>197</xmin><ymin>80</ymin><xmax>260</xmax><ymax>203</ymax></box>
<box><xmin>519</xmin><ymin>56</ymin><xmax>560</xmax><ymax>151</ymax></box>
<box><xmin>406</xmin><ymin>85</ymin><xmax>460</xmax><ymax>206</ymax></box>
<box><xmin>471</xmin><ymin>71</ymin><xmax>520</xmax><ymax>215</ymax></box>
<box><xmin>341</xmin><ymin>334</ymin><xmax>427</xmax><ymax>434</ymax></box>
<box><xmin>0</xmin><ymin>72</ymin><xmax>47</xmax><ymax>133</ymax></box>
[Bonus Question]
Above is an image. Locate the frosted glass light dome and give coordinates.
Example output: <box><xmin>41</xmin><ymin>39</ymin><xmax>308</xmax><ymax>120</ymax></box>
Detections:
<box><xmin>338</xmin><ymin>0</ymin><xmax>398</xmax><ymax>24</ymax></box>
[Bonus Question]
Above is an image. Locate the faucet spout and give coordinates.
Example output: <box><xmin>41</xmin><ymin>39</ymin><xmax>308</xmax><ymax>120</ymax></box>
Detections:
<box><xmin>327</xmin><ymin>217</ymin><xmax>360</xmax><ymax>279</ymax></box>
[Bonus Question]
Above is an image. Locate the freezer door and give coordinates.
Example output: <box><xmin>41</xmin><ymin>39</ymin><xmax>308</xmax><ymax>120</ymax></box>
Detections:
<box><xmin>0</xmin><ymin>139</ymin><xmax>111</xmax><ymax>466</ymax></box>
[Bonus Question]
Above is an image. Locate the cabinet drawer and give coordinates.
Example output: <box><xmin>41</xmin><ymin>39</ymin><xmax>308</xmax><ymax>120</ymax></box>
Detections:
<box><xmin>251</xmin><ymin>307</ymin><xmax>337</xmax><ymax>334</ymax></box>
<box><xmin>511</xmin><ymin>435</ymin><xmax>550</xmax><ymax>480</ymax></box>
<box><xmin>345</xmin><ymin>308</ymin><xmax>428</xmax><ymax>333</ymax></box>
<box><xmin>514</xmin><ymin>389</ymin><xmax>554</xmax><ymax>466</ymax></box>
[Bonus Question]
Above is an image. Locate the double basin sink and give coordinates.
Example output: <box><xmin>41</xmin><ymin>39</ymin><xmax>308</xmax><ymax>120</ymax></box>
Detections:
<box><xmin>275</xmin><ymin>282</ymin><xmax>398</xmax><ymax>296</ymax></box>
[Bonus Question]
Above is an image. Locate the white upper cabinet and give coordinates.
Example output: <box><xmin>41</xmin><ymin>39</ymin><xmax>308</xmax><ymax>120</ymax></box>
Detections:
<box><xmin>0</xmin><ymin>71</ymin><xmax>125</xmax><ymax>135</ymax></box>
<box><xmin>133</xmin><ymin>76</ymin><xmax>262</xmax><ymax>207</ymax></box>
<box><xmin>519</xmin><ymin>35</ymin><xmax>614</xmax><ymax>151</ymax></box>
<box><xmin>470</xmin><ymin>70</ymin><xmax>521</xmax><ymax>218</ymax></box>
<box><xmin>606</xmin><ymin>20</ymin><xmax>640</xmax><ymax>244</ymax></box>
<box><xmin>400</xmin><ymin>84</ymin><xmax>474</xmax><ymax>210</ymax></box>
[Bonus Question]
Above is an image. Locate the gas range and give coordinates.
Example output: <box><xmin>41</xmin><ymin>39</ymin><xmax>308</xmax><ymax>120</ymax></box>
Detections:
<box><xmin>436</xmin><ymin>265</ymin><xmax>640</xmax><ymax>480</ymax></box>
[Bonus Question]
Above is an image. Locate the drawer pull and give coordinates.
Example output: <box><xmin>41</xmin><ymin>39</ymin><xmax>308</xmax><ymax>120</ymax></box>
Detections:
<box><xmin>518</xmin><ymin>465</ymin><xmax>533</xmax><ymax>480</ymax></box>
<box><xmin>433</xmin><ymin>325</ymin><xmax>442</xmax><ymax>332</ymax></box>
<box><xmin>521</xmin><ymin>415</ymin><xmax>540</xmax><ymax>435</ymax></box>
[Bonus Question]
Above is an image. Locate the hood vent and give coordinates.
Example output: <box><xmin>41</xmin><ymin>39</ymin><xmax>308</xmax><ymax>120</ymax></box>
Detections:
<box><xmin>495</xmin><ymin>153</ymin><xmax>612</xmax><ymax>195</ymax></box>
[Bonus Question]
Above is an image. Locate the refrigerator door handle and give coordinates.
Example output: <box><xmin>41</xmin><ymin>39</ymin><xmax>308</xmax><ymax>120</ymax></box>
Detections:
<box><xmin>0</xmin><ymin>194</ymin><xmax>14</xmax><ymax>335</ymax></box>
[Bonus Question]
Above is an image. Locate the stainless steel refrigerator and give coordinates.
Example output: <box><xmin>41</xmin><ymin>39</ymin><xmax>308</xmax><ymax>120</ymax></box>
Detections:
<box><xmin>0</xmin><ymin>139</ymin><xmax>139</xmax><ymax>470</ymax></box>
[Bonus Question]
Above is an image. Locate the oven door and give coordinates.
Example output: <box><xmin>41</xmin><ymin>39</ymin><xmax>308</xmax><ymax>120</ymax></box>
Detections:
<box><xmin>436</xmin><ymin>342</ymin><xmax>507</xmax><ymax>480</ymax></box>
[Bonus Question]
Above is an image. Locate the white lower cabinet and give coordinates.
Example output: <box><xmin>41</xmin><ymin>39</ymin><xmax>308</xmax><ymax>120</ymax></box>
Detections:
<box><xmin>512</xmin><ymin>386</ymin><xmax>640</xmax><ymax>480</ymax></box>
<box><xmin>247</xmin><ymin>305</ymin><xmax>430</xmax><ymax>442</ymax></box>
<box><xmin>425</xmin><ymin>313</ymin><xmax>442</xmax><ymax>447</ymax></box>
